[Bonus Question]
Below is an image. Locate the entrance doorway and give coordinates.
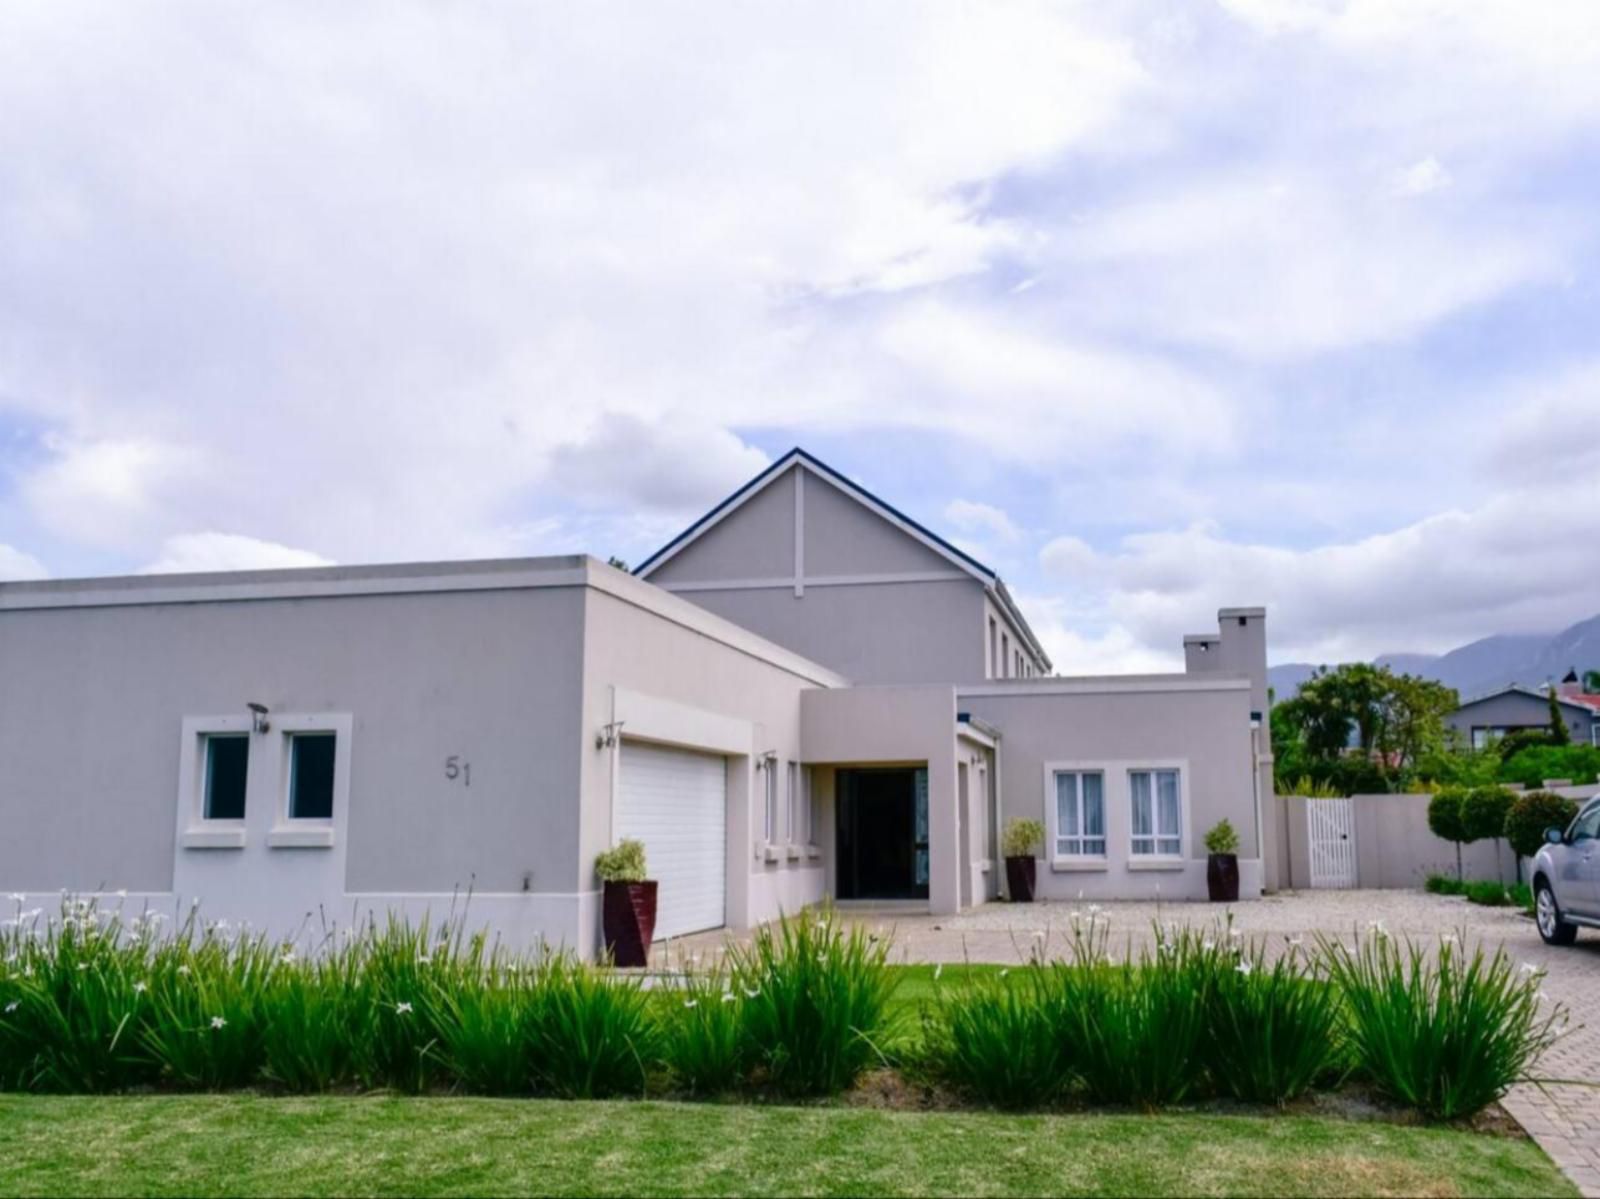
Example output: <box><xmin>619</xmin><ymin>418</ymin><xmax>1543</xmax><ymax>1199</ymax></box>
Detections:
<box><xmin>836</xmin><ymin>767</ymin><xmax>929</xmax><ymax>900</ymax></box>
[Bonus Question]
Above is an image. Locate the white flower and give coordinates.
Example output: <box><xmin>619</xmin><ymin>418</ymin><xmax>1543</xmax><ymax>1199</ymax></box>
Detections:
<box><xmin>1228</xmin><ymin>928</ymin><xmax>1242</xmax><ymax>940</ymax></box>
<box><xmin>7</xmin><ymin>893</ymin><xmax>24</xmax><ymax>903</ymax></box>
<box><xmin>742</xmin><ymin>987</ymin><xmax>760</xmax><ymax>999</ymax></box>
<box><xmin>418</xmin><ymin>956</ymin><xmax>431</xmax><ymax>966</ymax></box>
<box><xmin>720</xmin><ymin>993</ymin><xmax>736</xmax><ymax>1004</ymax></box>
<box><xmin>1287</xmin><ymin>937</ymin><xmax>1304</xmax><ymax>949</ymax></box>
<box><xmin>1235</xmin><ymin>960</ymin><xmax>1253</xmax><ymax>976</ymax></box>
<box><xmin>395</xmin><ymin>1002</ymin><xmax>413</xmax><ymax>1015</ymax></box>
<box><xmin>4</xmin><ymin>1001</ymin><xmax>18</xmax><ymax>1013</ymax></box>
<box><xmin>1202</xmin><ymin>940</ymin><xmax>1215</xmax><ymax>952</ymax></box>
<box><xmin>1520</xmin><ymin>962</ymin><xmax>1539</xmax><ymax>975</ymax></box>
<box><xmin>115</xmin><ymin>890</ymin><xmax>127</xmax><ymax>899</ymax></box>
<box><xmin>999</xmin><ymin>968</ymin><xmax>1010</xmax><ymax>978</ymax></box>
<box><xmin>682</xmin><ymin>999</ymin><xmax>698</xmax><ymax>1009</ymax></box>
<box><xmin>76</xmin><ymin>962</ymin><xmax>89</xmax><ymax>971</ymax></box>
<box><xmin>933</xmin><ymin>963</ymin><xmax>943</xmax><ymax>981</ymax></box>
<box><xmin>177</xmin><ymin>965</ymin><xmax>191</xmax><ymax>976</ymax></box>
<box><xmin>210</xmin><ymin>1016</ymin><xmax>226</xmax><ymax>1030</ymax></box>
<box><xmin>133</xmin><ymin>981</ymin><xmax>148</xmax><ymax>994</ymax></box>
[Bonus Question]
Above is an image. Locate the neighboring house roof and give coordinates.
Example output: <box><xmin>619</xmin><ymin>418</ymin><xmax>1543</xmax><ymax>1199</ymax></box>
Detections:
<box><xmin>634</xmin><ymin>447</ymin><xmax>1052</xmax><ymax>671</ymax></box>
<box><xmin>1453</xmin><ymin>683</ymin><xmax>1600</xmax><ymax>717</ymax></box>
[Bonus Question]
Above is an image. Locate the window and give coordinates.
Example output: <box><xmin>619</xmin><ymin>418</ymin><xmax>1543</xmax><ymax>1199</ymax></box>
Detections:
<box><xmin>797</xmin><ymin>765</ymin><xmax>815</xmax><ymax>845</ymax></box>
<box><xmin>1572</xmin><ymin>803</ymin><xmax>1600</xmax><ymax>843</ymax></box>
<box><xmin>763</xmin><ymin>760</ymin><xmax>778</xmax><ymax>843</ymax></box>
<box><xmin>786</xmin><ymin>761</ymin><xmax>798</xmax><ymax>843</ymax></box>
<box><xmin>1129</xmin><ymin>769</ymin><xmax>1182</xmax><ymax>856</ymax></box>
<box><xmin>1054</xmin><ymin>771</ymin><xmax>1105</xmax><ymax>857</ymax></box>
<box><xmin>203</xmin><ymin>734</ymin><xmax>249</xmax><ymax>820</ymax></box>
<box><xmin>287</xmin><ymin>732</ymin><xmax>337</xmax><ymax>820</ymax></box>
<box><xmin>1592</xmin><ymin>724</ymin><xmax>1600</xmax><ymax>748</ymax></box>
<box><xmin>988</xmin><ymin>617</ymin><xmax>998</xmax><ymax>679</ymax></box>
<box><xmin>1001</xmin><ymin>633</ymin><xmax>1010</xmax><ymax>678</ymax></box>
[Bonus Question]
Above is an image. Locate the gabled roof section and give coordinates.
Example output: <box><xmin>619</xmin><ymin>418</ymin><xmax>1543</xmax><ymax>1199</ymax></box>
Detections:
<box><xmin>1456</xmin><ymin>683</ymin><xmax>1600</xmax><ymax>714</ymax></box>
<box><xmin>634</xmin><ymin>447</ymin><xmax>1052</xmax><ymax>670</ymax></box>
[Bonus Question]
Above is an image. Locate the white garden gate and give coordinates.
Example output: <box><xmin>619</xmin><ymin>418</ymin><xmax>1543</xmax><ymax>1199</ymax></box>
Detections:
<box><xmin>1307</xmin><ymin>798</ymin><xmax>1357</xmax><ymax>889</ymax></box>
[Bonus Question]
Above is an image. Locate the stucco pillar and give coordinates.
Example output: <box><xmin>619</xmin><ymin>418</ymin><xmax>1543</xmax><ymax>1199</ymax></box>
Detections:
<box><xmin>928</xmin><ymin>735</ymin><xmax>961</xmax><ymax>916</ymax></box>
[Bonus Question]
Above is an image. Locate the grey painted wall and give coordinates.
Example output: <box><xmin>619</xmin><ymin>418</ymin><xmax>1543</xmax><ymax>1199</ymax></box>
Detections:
<box><xmin>0</xmin><ymin>583</ymin><xmax>588</xmax><ymax>897</ymax></box>
<box><xmin>645</xmin><ymin>462</ymin><xmax>1043</xmax><ymax>685</ymax></box>
<box><xmin>960</xmin><ymin>681</ymin><xmax>1260</xmax><ymax>901</ymax></box>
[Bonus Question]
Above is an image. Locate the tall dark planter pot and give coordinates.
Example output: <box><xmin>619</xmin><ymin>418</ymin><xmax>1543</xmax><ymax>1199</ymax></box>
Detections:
<box><xmin>1206</xmin><ymin>853</ymin><xmax>1240</xmax><ymax>903</ymax></box>
<box><xmin>1005</xmin><ymin>855</ymin><xmax>1037</xmax><ymax>903</ymax></box>
<box><xmin>602</xmin><ymin>879</ymin><xmax>658</xmax><ymax>968</ymax></box>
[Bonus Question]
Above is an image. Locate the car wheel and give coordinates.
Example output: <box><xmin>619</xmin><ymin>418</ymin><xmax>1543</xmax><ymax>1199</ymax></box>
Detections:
<box><xmin>1535</xmin><ymin>880</ymin><xmax>1578</xmax><ymax>946</ymax></box>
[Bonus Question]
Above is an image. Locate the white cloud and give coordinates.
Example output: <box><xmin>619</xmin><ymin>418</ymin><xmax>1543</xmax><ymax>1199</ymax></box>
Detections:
<box><xmin>1393</xmin><ymin>156</ymin><xmax>1451</xmax><ymax>197</ymax></box>
<box><xmin>545</xmin><ymin>415</ymin><xmax>769</xmax><ymax>515</ymax></box>
<box><xmin>140</xmin><ymin>533</ymin><xmax>333</xmax><ymax>575</ymax></box>
<box><xmin>0</xmin><ymin>544</ymin><xmax>46</xmax><ymax>580</ymax></box>
<box><xmin>944</xmin><ymin>499</ymin><xmax>1021</xmax><ymax>545</ymax></box>
<box><xmin>1038</xmin><ymin>477</ymin><xmax>1600</xmax><ymax>665</ymax></box>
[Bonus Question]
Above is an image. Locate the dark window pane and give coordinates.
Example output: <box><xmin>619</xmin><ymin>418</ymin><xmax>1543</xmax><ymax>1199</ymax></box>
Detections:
<box><xmin>204</xmin><ymin>735</ymin><xmax>249</xmax><ymax>820</ymax></box>
<box><xmin>290</xmin><ymin>734</ymin><xmax>336</xmax><ymax>820</ymax></box>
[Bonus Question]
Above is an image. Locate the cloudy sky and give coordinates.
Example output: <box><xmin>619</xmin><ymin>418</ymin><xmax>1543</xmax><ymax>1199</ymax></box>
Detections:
<box><xmin>2</xmin><ymin>1</ymin><xmax>1598</xmax><ymax>672</ymax></box>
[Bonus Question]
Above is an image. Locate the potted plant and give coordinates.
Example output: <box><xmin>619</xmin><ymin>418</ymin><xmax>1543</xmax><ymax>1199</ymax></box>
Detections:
<box><xmin>1204</xmin><ymin>819</ymin><xmax>1240</xmax><ymax>902</ymax></box>
<box><xmin>596</xmin><ymin>838</ymin><xmax>656</xmax><ymax>967</ymax></box>
<box><xmin>1001</xmin><ymin>818</ymin><xmax>1044</xmax><ymax>903</ymax></box>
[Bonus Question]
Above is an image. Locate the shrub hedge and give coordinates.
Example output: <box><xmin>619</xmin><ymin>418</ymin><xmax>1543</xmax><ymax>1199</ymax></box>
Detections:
<box><xmin>0</xmin><ymin>899</ymin><xmax>1565</xmax><ymax>1121</ymax></box>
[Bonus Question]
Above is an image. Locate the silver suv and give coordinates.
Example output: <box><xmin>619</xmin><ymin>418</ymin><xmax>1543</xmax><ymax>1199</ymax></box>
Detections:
<box><xmin>1533</xmin><ymin>796</ymin><xmax>1600</xmax><ymax>945</ymax></box>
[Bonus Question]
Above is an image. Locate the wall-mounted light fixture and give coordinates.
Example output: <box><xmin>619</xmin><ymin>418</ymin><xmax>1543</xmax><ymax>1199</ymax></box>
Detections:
<box><xmin>595</xmin><ymin>721</ymin><xmax>625</xmax><ymax>750</ymax></box>
<box><xmin>247</xmin><ymin>702</ymin><xmax>270</xmax><ymax>734</ymax></box>
<box><xmin>754</xmin><ymin>750</ymin><xmax>777</xmax><ymax>771</ymax></box>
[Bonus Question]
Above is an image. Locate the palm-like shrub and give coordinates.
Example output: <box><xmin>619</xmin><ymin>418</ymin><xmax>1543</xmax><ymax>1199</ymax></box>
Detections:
<box><xmin>729</xmin><ymin>906</ymin><xmax>894</xmax><ymax>1097</ymax></box>
<box><xmin>1318</xmin><ymin>929</ymin><xmax>1565</xmax><ymax>1119</ymax></box>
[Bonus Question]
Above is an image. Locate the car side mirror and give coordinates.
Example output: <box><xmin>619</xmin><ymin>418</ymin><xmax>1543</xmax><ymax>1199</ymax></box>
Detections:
<box><xmin>1545</xmin><ymin>826</ymin><xmax>1565</xmax><ymax>845</ymax></box>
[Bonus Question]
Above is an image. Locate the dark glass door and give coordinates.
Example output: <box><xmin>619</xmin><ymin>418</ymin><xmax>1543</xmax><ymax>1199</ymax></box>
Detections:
<box><xmin>836</xmin><ymin>767</ymin><xmax>928</xmax><ymax>900</ymax></box>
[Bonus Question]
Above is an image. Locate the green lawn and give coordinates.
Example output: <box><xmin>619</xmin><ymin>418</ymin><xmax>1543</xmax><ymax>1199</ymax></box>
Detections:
<box><xmin>0</xmin><ymin>1096</ymin><xmax>1573</xmax><ymax>1198</ymax></box>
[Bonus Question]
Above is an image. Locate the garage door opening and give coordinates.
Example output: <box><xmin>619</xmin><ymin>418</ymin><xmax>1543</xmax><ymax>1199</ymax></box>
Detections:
<box><xmin>617</xmin><ymin>741</ymin><xmax>728</xmax><ymax>940</ymax></box>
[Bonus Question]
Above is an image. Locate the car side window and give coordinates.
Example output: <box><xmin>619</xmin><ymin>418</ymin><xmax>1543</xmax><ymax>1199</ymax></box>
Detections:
<box><xmin>1574</xmin><ymin>805</ymin><xmax>1600</xmax><ymax>842</ymax></box>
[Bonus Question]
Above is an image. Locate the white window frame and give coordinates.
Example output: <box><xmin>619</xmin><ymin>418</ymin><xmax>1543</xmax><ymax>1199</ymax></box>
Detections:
<box><xmin>1051</xmin><ymin>770</ymin><xmax>1107</xmax><ymax>860</ymax></box>
<box><xmin>1128</xmin><ymin>766</ymin><xmax>1185</xmax><ymax>861</ymax></box>
<box><xmin>1041</xmin><ymin>758</ymin><xmax>1191</xmax><ymax>873</ymax></box>
<box><xmin>1592</xmin><ymin>724</ymin><xmax>1600</xmax><ymax>748</ymax></box>
<box><xmin>177</xmin><ymin>715</ymin><xmax>254</xmax><ymax>849</ymax></box>
<box><xmin>269</xmin><ymin>713</ymin><xmax>352</xmax><ymax>848</ymax></box>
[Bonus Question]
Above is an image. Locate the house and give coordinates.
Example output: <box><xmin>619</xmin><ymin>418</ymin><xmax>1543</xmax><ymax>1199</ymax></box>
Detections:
<box><xmin>1445</xmin><ymin>683</ymin><xmax>1600</xmax><ymax>750</ymax></box>
<box><xmin>0</xmin><ymin>449</ymin><xmax>1277</xmax><ymax>954</ymax></box>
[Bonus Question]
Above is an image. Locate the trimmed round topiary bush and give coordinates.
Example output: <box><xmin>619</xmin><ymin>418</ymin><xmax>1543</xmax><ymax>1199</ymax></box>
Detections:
<box><xmin>1504</xmin><ymin>791</ymin><xmax>1579</xmax><ymax>860</ymax></box>
<box><xmin>1427</xmin><ymin>787</ymin><xmax>1467</xmax><ymax>881</ymax></box>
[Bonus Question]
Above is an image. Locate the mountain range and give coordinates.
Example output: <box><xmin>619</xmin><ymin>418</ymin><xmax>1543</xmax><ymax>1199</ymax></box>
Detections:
<box><xmin>1269</xmin><ymin>613</ymin><xmax>1600</xmax><ymax>701</ymax></box>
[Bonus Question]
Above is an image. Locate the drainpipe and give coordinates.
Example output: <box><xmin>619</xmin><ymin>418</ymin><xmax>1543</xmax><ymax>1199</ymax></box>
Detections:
<box><xmin>1249</xmin><ymin>718</ymin><xmax>1263</xmax><ymax>893</ymax></box>
<box><xmin>991</xmin><ymin>732</ymin><xmax>1005</xmax><ymax>901</ymax></box>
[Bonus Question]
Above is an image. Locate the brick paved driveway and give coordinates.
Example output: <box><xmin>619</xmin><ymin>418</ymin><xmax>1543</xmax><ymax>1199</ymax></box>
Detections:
<box><xmin>677</xmin><ymin>888</ymin><xmax>1600</xmax><ymax>1195</ymax></box>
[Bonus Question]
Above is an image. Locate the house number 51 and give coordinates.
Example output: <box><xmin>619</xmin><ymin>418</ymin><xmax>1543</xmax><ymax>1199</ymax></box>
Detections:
<box><xmin>445</xmin><ymin>756</ymin><xmax>472</xmax><ymax>787</ymax></box>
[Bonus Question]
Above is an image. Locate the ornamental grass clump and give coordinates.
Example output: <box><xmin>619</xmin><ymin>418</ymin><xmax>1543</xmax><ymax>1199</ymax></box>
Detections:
<box><xmin>139</xmin><ymin>926</ymin><xmax>273</xmax><ymax>1090</ymax></box>
<box><xmin>344</xmin><ymin>915</ymin><xmax>464</xmax><ymax>1093</ymax></box>
<box><xmin>0</xmin><ymin>899</ymin><xmax>163</xmax><ymax>1093</ymax></box>
<box><xmin>1318</xmin><ymin>927</ymin><xmax>1566</xmax><ymax>1119</ymax></box>
<box><xmin>527</xmin><ymin>957</ymin><xmax>658</xmax><ymax>1099</ymax></box>
<box><xmin>1202</xmin><ymin>931</ymin><xmax>1345</xmax><ymax>1104</ymax></box>
<box><xmin>258</xmin><ymin>948</ymin><xmax>360</xmax><ymax>1092</ymax></box>
<box><xmin>658</xmin><ymin>957</ymin><xmax>747</xmax><ymax>1096</ymax></box>
<box><xmin>921</xmin><ymin>965</ymin><xmax>1068</xmax><ymax>1109</ymax></box>
<box><xmin>729</xmin><ymin>905</ymin><xmax>894</xmax><ymax>1097</ymax></box>
<box><xmin>1049</xmin><ymin>917</ymin><xmax>1211</xmax><ymax>1108</ymax></box>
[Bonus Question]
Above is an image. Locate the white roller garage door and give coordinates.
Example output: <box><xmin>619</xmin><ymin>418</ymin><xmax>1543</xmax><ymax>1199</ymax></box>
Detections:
<box><xmin>617</xmin><ymin>741</ymin><xmax>727</xmax><ymax>940</ymax></box>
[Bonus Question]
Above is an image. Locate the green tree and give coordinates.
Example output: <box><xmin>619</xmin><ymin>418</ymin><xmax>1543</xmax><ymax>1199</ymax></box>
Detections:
<box><xmin>1547</xmin><ymin>687</ymin><xmax>1571</xmax><ymax>745</ymax></box>
<box><xmin>1584</xmin><ymin>669</ymin><xmax>1600</xmax><ymax>692</ymax></box>
<box><xmin>1504</xmin><ymin>791</ymin><xmax>1579</xmax><ymax>860</ymax></box>
<box><xmin>1460</xmin><ymin>785</ymin><xmax>1512</xmax><ymax>883</ymax></box>
<box><xmin>1427</xmin><ymin>787</ymin><xmax>1468</xmax><ymax>882</ymax></box>
<box><xmin>1272</xmin><ymin>664</ymin><xmax>1457</xmax><ymax>787</ymax></box>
